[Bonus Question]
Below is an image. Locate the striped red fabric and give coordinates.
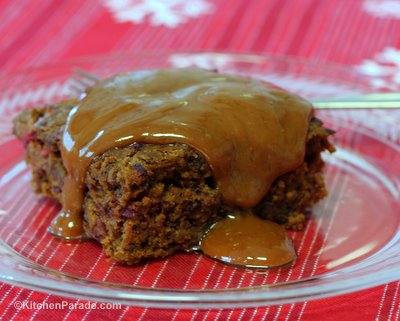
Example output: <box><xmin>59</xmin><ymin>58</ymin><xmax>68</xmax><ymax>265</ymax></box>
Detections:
<box><xmin>1</xmin><ymin>0</ymin><xmax>400</xmax><ymax>320</ymax></box>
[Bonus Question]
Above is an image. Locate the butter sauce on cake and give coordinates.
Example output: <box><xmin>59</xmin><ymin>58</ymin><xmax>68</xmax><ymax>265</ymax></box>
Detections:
<box><xmin>13</xmin><ymin>67</ymin><xmax>334</xmax><ymax>267</ymax></box>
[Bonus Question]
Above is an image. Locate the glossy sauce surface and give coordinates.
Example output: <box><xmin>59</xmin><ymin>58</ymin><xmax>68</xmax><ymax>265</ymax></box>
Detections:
<box><xmin>52</xmin><ymin>67</ymin><xmax>312</xmax><ymax>238</ymax></box>
<box><xmin>200</xmin><ymin>212</ymin><xmax>296</xmax><ymax>268</ymax></box>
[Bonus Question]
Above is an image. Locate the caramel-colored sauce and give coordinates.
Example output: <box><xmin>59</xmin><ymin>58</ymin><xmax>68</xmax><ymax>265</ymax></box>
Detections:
<box><xmin>52</xmin><ymin>67</ymin><xmax>312</xmax><ymax>238</ymax></box>
<box><xmin>200</xmin><ymin>212</ymin><xmax>296</xmax><ymax>268</ymax></box>
<box><xmin>48</xmin><ymin>210</ymin><xmax>84</xmax><ymax>239</ymax></box>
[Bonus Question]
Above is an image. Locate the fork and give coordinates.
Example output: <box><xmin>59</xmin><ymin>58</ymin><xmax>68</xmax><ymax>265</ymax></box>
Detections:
<box><xmin>70</xmin><ymin>68</ymin><xmax>400</xmax><ymax>109</ymax></box>
<box><xmin>69</xmin><ymin>68</ymin><xmax>100</xmax><ymax>95</ymax></box>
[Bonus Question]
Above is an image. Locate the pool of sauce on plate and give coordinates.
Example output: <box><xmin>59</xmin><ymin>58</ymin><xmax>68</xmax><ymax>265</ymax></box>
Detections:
<box><xmin>49</xmin><ymin>67</ymin><xmax>311</xmax><ymax>267</ymax></box>
<box><xmin>200</xmin><ymin>211</ymin><xmax>296</xmax><ymax>268</ymax></box>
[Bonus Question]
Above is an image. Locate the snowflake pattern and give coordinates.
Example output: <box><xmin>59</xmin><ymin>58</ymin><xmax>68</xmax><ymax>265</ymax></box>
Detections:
<box><xmin>363</xmin><ymin>0</ymin><xmax>400</xmax><ymax>18</ymax></box>
<box><xmin>356</xmin><ymin>46</ymin><xmax>400</xmax><ymax>91</ymax></box>
<box><xmin>354</xmin><ymin>46</ymin><xmax>400</xmax><ymax>142</ymax></box>
<box><xmin>101</xmin><ymin>0</ymin><xmax>214</xmax><ymax>27</ymax></box>
<box><xmin>169</xmin><ymin>53</ymin><xmax>233</xmax><ymax>70</ymax></box>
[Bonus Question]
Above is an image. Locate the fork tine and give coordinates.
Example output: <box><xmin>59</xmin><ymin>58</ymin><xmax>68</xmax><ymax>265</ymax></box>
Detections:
<box><xmin>69</xmin><ymin>68</ymin><xmax>101</xmax><ymax>96</ymax></box>
<box><xmin>73</xmin><ymin>68</ymin><xmax>101</xmax><ymax>82</ymax></box>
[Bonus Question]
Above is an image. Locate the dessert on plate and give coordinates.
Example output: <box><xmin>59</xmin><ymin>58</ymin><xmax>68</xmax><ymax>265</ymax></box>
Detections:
<box><xmin>13</xmin><ymin>67</ymin><xmax>335</xmax><ymax>266</ymax></box>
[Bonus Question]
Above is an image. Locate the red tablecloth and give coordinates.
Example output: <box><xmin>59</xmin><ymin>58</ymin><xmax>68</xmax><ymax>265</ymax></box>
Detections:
<box><xmin>1</xmin><ymin>0</ymin><xmax>400</xmax><ymax>320</ymax></box>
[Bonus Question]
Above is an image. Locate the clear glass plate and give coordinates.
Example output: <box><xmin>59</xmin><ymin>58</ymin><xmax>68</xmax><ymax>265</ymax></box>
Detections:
<box><xmin>0</xmin><ymin>52</ymin><xmax>399</xmax><ymax>309</ymax></box>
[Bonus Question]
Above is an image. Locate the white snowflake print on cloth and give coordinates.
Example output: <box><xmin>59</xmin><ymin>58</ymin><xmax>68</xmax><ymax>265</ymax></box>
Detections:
<box><xmin>363</xmin><ymin>0</ymin><xmax>400</xmax><ymax>19</ymax></box>
<box><xmin>356</xmin><ymin>46</ymin><xmax>400</xmax><ymax>91</ymax></box>
<box><xmin>101</xmin><ymin>0</ymin><xmax>214</xmax><ymax>27</ymax></box>
<box><xmin>169</xmin><ymin>53</ymin><xmax>234</xmax><ymax>70</ymax></box>
<box><xmin>349</xmin><ymin>46</ymin><xmax>400</xmax><ymax>143</ymax></box>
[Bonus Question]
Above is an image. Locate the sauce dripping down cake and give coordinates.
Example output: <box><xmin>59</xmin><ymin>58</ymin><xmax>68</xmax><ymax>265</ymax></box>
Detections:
<box><xmin>13</xmin><ymin>67</ymin><xmax>335</xmax><ymax>267</ymax></box>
